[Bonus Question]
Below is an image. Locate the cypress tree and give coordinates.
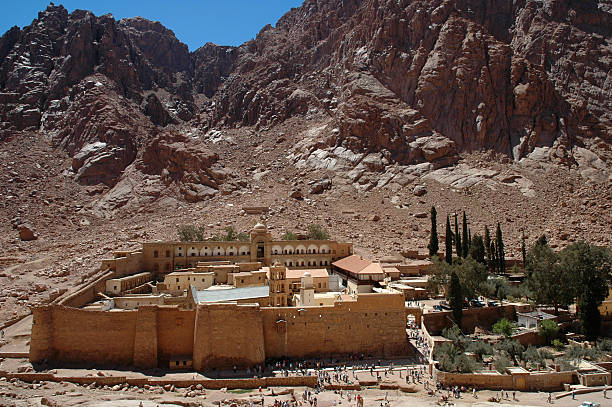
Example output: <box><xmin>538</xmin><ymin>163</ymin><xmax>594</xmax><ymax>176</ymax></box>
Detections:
<box><xmin>484</xmin><ymin>226</ymin><xmax>491</xmax><ymax>270</ymax></box>
<box><xmin>496</xmin><ymin>223</ymin><xmax>506</xmax><ymax>274</ymax></box>
<box><xmin>579</xmin><ymin>284</ymin><xmax>602</xmax><ymax>341</ymax></box>
<box><xmin>521</xmin><ymin>229</ymin><xmax>527</xmax><ymax>271</ymax></box>
<box><xmin>462</xmin><ymin>212</ymin><xmax>469</xmax><ymax>258</ymax></box>
<box><xmin>445</xmin><ymin>215</ymin><xmax>453</xmax><ymax>264</ymax></box>
<box><xmin>448</xmin><ymin>271</ymin><xmax>463</xmax><ymax>326</ymax></box>
<box><xmin>454</xmin><ymin>213</ymin><xmax>461</xmax><ymax>258</ymax></box>
<box><xmin>490</xmin><ymin>241</ymin><xmax>497</xmax><ymax>273</ymax></box>
<box><xmin>470</xmin><ymin>234</ymin><xmax>486</xmax><ymax>264</ymax></box>
<box><xmin>428</xmin><ymin>206</ymin><xmax>439</xmax><ymax>257</ymax></box>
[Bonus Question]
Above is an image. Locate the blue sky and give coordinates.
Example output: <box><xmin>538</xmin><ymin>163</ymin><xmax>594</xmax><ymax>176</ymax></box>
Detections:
<box><xmin>0</xmin><ymin>1</ymin><xmax>304</xmax><ymax>50</ymax></box>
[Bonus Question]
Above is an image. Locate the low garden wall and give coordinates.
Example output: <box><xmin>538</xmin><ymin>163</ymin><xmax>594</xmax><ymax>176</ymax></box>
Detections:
<box><xmin>433</xmin><ymin>367</ymin><xmax>576</xmax><ymax>391</ymax></box>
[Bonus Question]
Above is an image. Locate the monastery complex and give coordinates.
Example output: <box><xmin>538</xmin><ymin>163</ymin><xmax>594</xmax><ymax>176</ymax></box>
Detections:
<box><xmin>29</xmin><ymin>223</ymin><xmax>416</xmax><ymax>371</ymax></box>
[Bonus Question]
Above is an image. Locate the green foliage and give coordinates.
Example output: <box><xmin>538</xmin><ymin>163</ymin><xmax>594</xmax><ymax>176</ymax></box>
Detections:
<box><xmin>525</xmin><ymin>235</ymin><xmax>574</xmax><ymax>312</ymax></box>
<box><xmin>281</xmin><ymin>230</ymin><xmax>298</xmax><ymax>240</ymax></box>
<box><xmin>493</xmin><ymin>318</ymin><xmax>517</xmax><ymax>338</ymax></box>
<box><xmin>428</xmin><ymin>256</ymin><xmax>488</xmax><ymax>300</ymax></box>
<box><xmin>495</xmin><ymin>339</ymin><xmax>524</xmax><ymax>365</ymax></box>
<box><xmin>521</xmin><ymin>229</ymin><xmax>527</xmax><ymax>269</ymax></box>
<box><xmin>597</xmin><ymin>338</ymin><xmax>612</xmax><ymax>352</ymax></box>
<box><xmin>178</xmin><ymin>224</ymin><xmax>204</xmax><ymax>241</ymax></box>
<box><xmin>462</xmin><ymin>212</ymin><xmax>469</xmax><ymax>258</ymax></box>
<box><xmin>469</xmin><ymin>234</ymin><xmax>486</xmax><ymax>264</ymax></box>
<box><xmin>466</xmin><ymin>340</ymin><xmax>494</xmax><ymax>361</ymax></box>
<box><xmin>307</xmin><ymin>224</ymin><xmax>330</xmax><ymax>240</ymax></box>
<box><xmin>484</xmin><ymin>226</ymin><xmax>491</xmax><ymax>270</ymax></box>
<box><xmin>495</xmin><ymin>223</ymin><xmax>505</xmax><ymax>273</ymax></box>
<box><xmin>523</xmin><ymin>345</ymin><xmax>544</xmax><ymax>368</ymax></box>
<box><xmin>454</xmin><ymin>213</ymin><xmax>461</xmax><ymax>258</ymax></box>
<box><xmin>494</xmin><ymin>355</ymin><xmax>511</xmax><ymax>374</ymax></box>
<box><xmin>448</xmin><ymin>271</ymin><xmax>463</xmax><ymax>325</ymax></box>
<box><xmin>552</xmin><ymin>339</ymin><xmax>564</xmax><ymax>351</ymax></box>
<box><xmin>434</xmin><ymin>343</ymin><xmax>478</xmax><ymax>373</ymax></box>
<box><xmin>445</xmin><ymin>215</ymin><xmax>453</xmax><ymax>264</ymax></box>
<box><xmin>559</xmin><ymin>241</ymin><xmax>611</xmax><ymax>340</ymax></box>
<box><xmin>539</xmin><ymin>348</ymin><xmax>554</xmax><ymax>360</ymax></box>
<box><xmin>480</xmin><ymin>277</ymin><xmax>511</xmax><ymax>303</ymax></box>
<box><xmin>538</xmin><ymin>319</ymin><xmax>559</xmax><ymax>345</ymax></box>
<box><xmin>208</xmin><ymin>226</ymin><xmax>249</xmax><ymax>242</ymax></box>
<box><xmin>428</xmin><ymin>206</ymin><xmax>439</xmax><ymax>257</ymax></box>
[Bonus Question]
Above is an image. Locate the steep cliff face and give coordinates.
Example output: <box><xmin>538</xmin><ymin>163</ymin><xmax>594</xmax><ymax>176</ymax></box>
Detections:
<box><xmin>0</xmin><ymin>0</ymin><xmax>610</xmax><ymax>205</ymax></box>
<box><xmin>207</xmin><ymin>0</ymin><xmax>611</xmax><ymax>165</ymax></box>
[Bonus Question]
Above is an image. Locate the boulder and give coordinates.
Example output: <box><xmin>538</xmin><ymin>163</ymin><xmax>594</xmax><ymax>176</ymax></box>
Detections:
<box><xmin>18</xmin><ymin>223</ymin><xmax>37</xmax><ymax>241</ymax></box>
<box><xmin>413</xmin><ymin>185</ymin><xmax>427</xmax><ymax>196</ymax></box>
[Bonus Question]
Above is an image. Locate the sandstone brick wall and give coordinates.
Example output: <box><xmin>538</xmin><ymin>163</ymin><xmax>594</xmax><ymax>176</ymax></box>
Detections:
<box><xmin>51</xmin><ymin>307</ymin><xmax>138</xmax><ymax>367</ymax></box>
<box><xmin>31</xmin><ymin>293</ymin><xmax>410</xmax><ymax>371</ymax></box>
<box><xmin>157</xmin><ymin>307</ymin><xmax>195</xmax><ymax>365</ymax></box>
<box><xmin>193</xmin><ymin>303</ymin><xmax>265</xmax><ymax>370</ymax></box>
<box><xmin>262</xmin><ymin>293</ymin><xmax>409</xmax><ymax>360</ymax></box>
<box><xmin>57</xmin><ymin>270</ymin><xmax>114</xmax><ymax>308</ymax></box>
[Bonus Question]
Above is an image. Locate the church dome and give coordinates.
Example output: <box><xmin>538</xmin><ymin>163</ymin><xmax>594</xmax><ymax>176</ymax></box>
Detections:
<box><xmin>253</xmin><ymin>222</ymin><xmax>267</xmax><ymax>232</ymax></box>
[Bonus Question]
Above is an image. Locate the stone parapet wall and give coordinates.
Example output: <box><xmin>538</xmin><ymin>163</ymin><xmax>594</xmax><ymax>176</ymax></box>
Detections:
<box><xmin>0</xmin><ymin>371</ymin><xmax>317</xmax><ymax>389</ymax></box>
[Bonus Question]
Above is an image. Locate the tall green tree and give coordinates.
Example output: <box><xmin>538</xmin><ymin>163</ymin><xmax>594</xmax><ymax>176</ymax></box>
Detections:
<box><xmin>470</xmin><ymin>234</ymin><xmax>486</xmax><ymax>264</ymax></box>
<box><xmin>490</xmin><ymin>241</ymin><xmax>497</xmax><ymax>273</ymax></box>
<box><xmin>454</xmin><ymin>213</ymin><xmax>461</xmax><ymax>258</ymax></box>
<box><xmin>428</xmin><ymin>206</ymin><xmax>439</xmax><ymax>257</ymax></box>
<box><xmin>448</xmin><ymin>271</ymin><xmax>463</xmax><ymax>326</ymax></box>
<box><xmin>525</xmin><ymin>235</ymin><xmax>573</xmax><ymax>313</ymax></box>
<box><xmin>521</xmin><ymin>229</ymin><xmax>527</xmax><ymax>271</ymax></box>
<box><xmin>558</xmin><ymin>241</ymin><xmax>612</xmax><ymax>340</ymax></box>
<box><xmin>445</xmin><ymin>215</ymin><xmax>453</xmax><ymax>264</ymax></box>
<box><xmin>484</xmin><ymin>226</ymin><xmax>491</xmax><ymax>270</ymax></box>
<box><xmin>496</xmin><ymin>223</ymin><xmax>506</xmax><ymax>273</ymax></box>
<box><xmin>462</xmin><ymin>212</ymin><xmax>469</xmax><ymax>258</ymax></box>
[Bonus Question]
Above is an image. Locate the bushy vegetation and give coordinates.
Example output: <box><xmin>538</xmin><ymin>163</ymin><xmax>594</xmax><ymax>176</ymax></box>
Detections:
<box><xmin>280</xmin><ymin>230</ymin><xmax>298</xmax><ymax>240</ymax></box>
<box><xmin>307</xmin><ymin>224</ymin><xmax>330</xmax><ymax>240</ymax></box>
<box><xmin>178</xmin><ymin>224</ymin><xmax>204</xmax><ymax>241</ymax></box>
<box><xmin>492</xmin><ymin>318</ymin><xmax>517</xmax><ymax>338</ymax></box>
<box><xmin>209</xmin><ymin>226</ymin><xmax>249</xmax><ymax>242</ymax></box>
<box><xmin>538</xmin><ymin>319</ymin><xmax>559</xmax><ymax>345</ymax></box>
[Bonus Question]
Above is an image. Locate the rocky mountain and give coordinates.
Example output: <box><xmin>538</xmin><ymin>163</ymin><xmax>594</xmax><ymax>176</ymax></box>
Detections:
<box><xmin>0</xmin><ymin>1</ymin><xmax>610</xmax><ymax>206</ymax></box>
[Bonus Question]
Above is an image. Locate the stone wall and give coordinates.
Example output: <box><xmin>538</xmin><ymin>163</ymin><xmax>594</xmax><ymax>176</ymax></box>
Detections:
<box><xmin>262</xmin><ymin>293</ymin><xmax>409</xmax><ymax>359</ymax></box>
<box><xmin>31</xmin><ymin>293</ymin><xmax>410</xmax><ymax>371</ymax></box>
<box><xmin>193</xmin><ymin>303</ymin><xmax>265</xmax><ymax>370</ymax></box>
<box><xmin>433</xmin><ymin>367</ymin><xmax>576</xmax><ymax>391</ymax></box>
<box><xmin>423</xmin><ymin>305</ymin><xmax>519</xmax><ymax>335</ymax></box>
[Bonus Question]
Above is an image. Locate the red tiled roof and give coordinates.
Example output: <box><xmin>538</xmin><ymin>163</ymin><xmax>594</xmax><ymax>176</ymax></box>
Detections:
<box><xmin>332</xmin><ymin>254</ymin><xmax>372</xmax><ymax>273</ymax></box>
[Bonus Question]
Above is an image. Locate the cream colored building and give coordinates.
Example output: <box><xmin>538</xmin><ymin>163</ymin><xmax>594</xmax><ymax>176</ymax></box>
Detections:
<box><xmin>105</xmin><ymin>272</ymin><xmax>152</xmax><ymax>295</ymax></box>
<box><xmin>599</xmin><ymin>287</ymin><xmax>612</xmax><ymax>320</ymax></box>
<box><xmin>228</xmin><ymin>270</ymin><xmax>268</xmax><ymax>287</ymax></box>
<box><xmin>141</xmin><ymin>223</ymin><xmax>353</xmax><ymax>274</ymax></box>
<box><xmin>163</xmin><ymin>271</ymin><xmax>214</xmax><ymax>292</ymax></box>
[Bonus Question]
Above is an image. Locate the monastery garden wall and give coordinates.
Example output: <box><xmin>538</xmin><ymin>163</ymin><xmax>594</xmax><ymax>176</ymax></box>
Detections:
<box><xmin>433</xmin><ymin>367</ymin><xmax>576</xmax><ymax>391</ymax></box>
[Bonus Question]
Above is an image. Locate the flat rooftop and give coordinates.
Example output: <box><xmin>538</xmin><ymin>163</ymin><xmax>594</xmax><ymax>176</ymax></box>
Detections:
<box><xmin>194</xmin><ymin>286</ymin><xmax>270</xmax><ymax>303</ymax></box>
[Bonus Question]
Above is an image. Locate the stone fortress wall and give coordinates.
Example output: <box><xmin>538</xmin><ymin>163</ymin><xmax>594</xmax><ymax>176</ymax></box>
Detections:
<box><xmin>30</xmin><ymin>292</ymin><xmax>411</xmax><ymax>371</ymax></box>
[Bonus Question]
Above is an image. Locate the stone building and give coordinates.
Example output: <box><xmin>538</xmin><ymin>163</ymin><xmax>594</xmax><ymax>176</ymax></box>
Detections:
<box><xmin>141</xmin><ymin>223</ymin><xmax>353</xmax><ymax>274</ymax></box>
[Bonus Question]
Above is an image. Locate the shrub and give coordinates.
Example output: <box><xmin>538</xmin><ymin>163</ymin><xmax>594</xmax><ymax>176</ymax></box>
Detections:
<box><xmin>466</xmin><ymin>340</ymin><xmax>494</xmax><ymax>361</ymax></box>
<box><xmin>178</xmin><ymin>225</ymin><xmax>204</xmax><ymax>241</ymax></box>
<box><xmin>538</xmin><ymin>319</ymin><xmax>559</xmax><ymax>345</ymax></box>
<box><xmin>494</xmin><ymin>356</ymin><xmax>511</xmax><ymax>374</ymax></box>
<box><xmin>493</xmin><ymin>318</ymin><xmax>517</xmax><ymax>338</ymax></box>
<box><xmin>495</xmin><ymin>340</ymin><xmax>524</xmax><ymax>365</ymax></box>
<box><xmin>523</xmin><ymin>345</ymin><xmax>544</xmax><ymax>368</ymax></box>
<box><xmin>281</xmin><ymin>230</ymin><xmax>298</xmax><ymax>240</ymax></box>
<box><xmin>552</xmin><ymin>339</ymin><xmax>564</xmax><ymax>351</ymax></box>
<box><xmin>307</xmin><ymin>224</ymin><xmax>330</xmax><ymax>240</ymax></box>
<box><xmin>434</xmin><ymin>343</ymin><xmax>478</xmax><ymax>373</ymax></box>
